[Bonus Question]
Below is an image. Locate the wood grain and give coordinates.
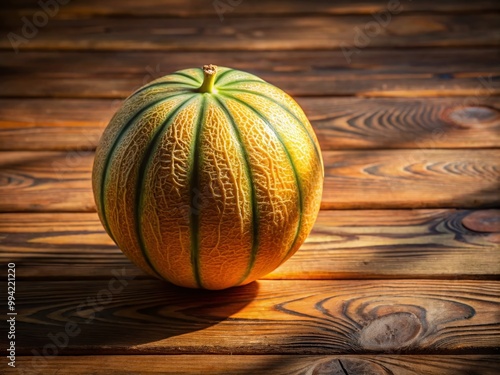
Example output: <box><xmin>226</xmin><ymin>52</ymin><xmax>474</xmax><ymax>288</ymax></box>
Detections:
<box><xmin>1</xmin><ymin>50</ymin><xmax>498</xmax><ymax>98</ymax></box>
<box><xmin>1</xmin><ymin>210</ymin><xmax>498</xmax><ymax>280</ymax></box>
<box><xmin>1</xmin><ymin>150</ymin><xmax>498</xmax><ymax>211</ymax></box>
<box><xmin>4</xmin><ymin>0</ymin><xmax>499</xmax><ymax>18</ymax></box>
<box><xmin>8</xmin><ymin>355</ymin><xmax>500</xmax><ymax>375</ymax></box>
<box><xmin>1</xmin><ymin>15</ymin><xmax>499</xmax><ymax>51</ymax></box>
<box><xmin>302</xmin><ymin>97</ymin><xmax>500</xmax><ymax>150</ymax></box>
<box><xmin>1</xmin><ymin>97</ymin><xmax>499</xmax><ymax>151</ymax></box>
<box><xmin>9</xmin><ymin>279</ymin><xmax>500</xmax><ymax>354</ymax></box>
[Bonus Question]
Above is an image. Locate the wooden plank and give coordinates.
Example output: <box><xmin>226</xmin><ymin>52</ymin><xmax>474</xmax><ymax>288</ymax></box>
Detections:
<box><xmin>8</xmin><ymin>355</ymin><xmax>500</xmax><ymax>375</ymax></box>
<box><xmin>0</xmin><ymin>150</ymin><xmax>498</xmax><ymax>212</ymax></box>
<box><xmin>1</xmin><ymin>97</ymin><xmax>499</xmax><ymax>151</ymax></box>
<box><xmin>1</xmin><ymin>210</ymin><xmax>498</xmax><ymax>280</ymax></box>
<box><xmin>4</xmin><ymin>0</ymin><xmax>500</xmax><ymax>18</ymax></box>
<box><xmin>1</xmin><ymin>15</ymin><xmax>499</xmax><ymax>52</ymax></box>
<box><xmin>0</xmin><ymin>99</ymin><xmax>119</xmax><ymax>151</ymax></box>
<box><xmin>0</xmin><ymin>151</ymin><xmax>94</xmax><ymax>212</ymax></box>
<box><xmin>322</xmin><ymin>149</ymin><xmax>500</xmax><ymax>209</ymax></box>
<box><xmin>302</xmin><ymin>97</ymin><xmax>500</xmax><ymax>150</ymax></box>
<box><xmin>1</xmin><ymin>50</ymin><xmax>499</xmax><ymax>98</ymax></box>
<box><xmin>11</xmin><ymin>279</ymin><xmax>500</xmax><ymax>354</ymax></box>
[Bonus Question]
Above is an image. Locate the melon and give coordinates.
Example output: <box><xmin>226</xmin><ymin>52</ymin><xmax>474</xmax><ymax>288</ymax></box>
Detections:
<box><xmin>92</xmin><ymin>64</ymin><xmax>323</xmax><ymax>290</ymax></box>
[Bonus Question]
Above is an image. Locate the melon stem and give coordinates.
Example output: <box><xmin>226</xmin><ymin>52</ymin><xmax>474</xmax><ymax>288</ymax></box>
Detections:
<box><xmin>198</xmin><ymin>64</ymin><xmax>218</xmax><ymax>93</ymax></box>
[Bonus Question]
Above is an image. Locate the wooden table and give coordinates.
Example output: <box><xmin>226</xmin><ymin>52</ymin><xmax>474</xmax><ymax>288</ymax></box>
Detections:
<box><xmin>1</xmin><ymin>1</ymin><xmax>499</xmax><ymax>373</ymax></box>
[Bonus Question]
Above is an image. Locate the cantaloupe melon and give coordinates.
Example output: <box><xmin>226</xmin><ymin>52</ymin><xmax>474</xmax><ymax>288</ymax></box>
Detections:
<box><xmin>92</xmin><ymin>64</ymin><xmax>323</xmax><ymax>290</ymax></box>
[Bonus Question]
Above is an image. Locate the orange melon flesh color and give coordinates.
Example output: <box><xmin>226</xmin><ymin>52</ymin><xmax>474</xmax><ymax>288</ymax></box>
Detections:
<box><xmin>92</xmin><ymin>64</ymin><xmax>324</xmax><ymax>290</ymax></box>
